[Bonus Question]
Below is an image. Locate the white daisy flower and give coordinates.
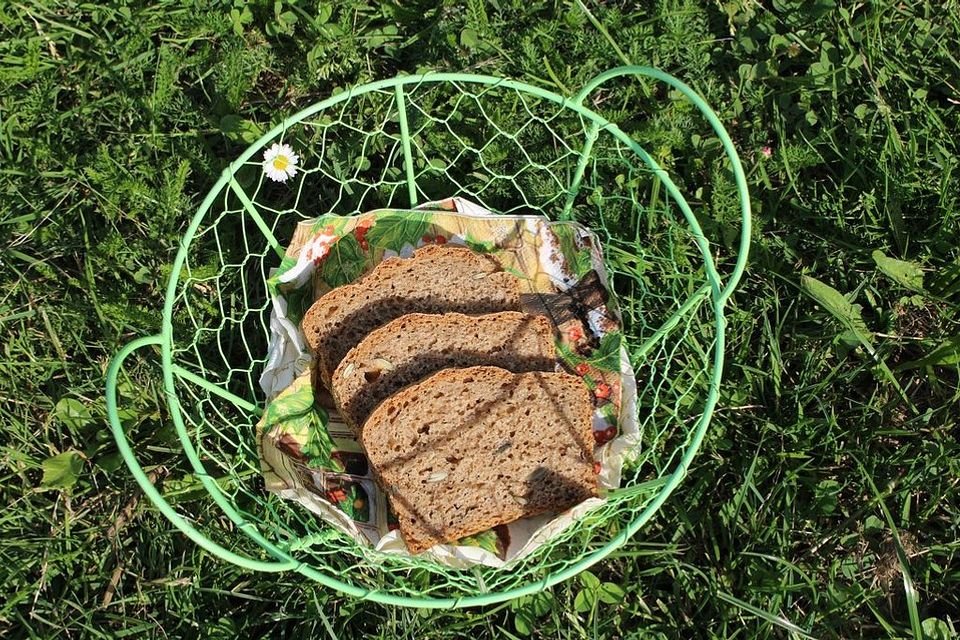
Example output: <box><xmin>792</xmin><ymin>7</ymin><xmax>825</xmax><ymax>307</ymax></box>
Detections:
<box><xmin>262</xmin><ymin>143</ymin><xmax>300</xmax><ymax>182</ymax></box>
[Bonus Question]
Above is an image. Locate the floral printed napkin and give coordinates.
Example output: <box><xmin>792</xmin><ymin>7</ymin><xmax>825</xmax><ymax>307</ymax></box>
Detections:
<box><xmin>256</xmin><ymin>197</ymin><xmax>638</xmax><ymax>567</ymax></box>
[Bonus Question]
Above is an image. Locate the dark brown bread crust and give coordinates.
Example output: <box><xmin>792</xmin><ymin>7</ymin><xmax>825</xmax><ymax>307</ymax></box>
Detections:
<box><xmin>360</xmin><ymin>366</ymin><xmax>596</xmax><ymax>554</ymax></box>
<box><xmin>331</xmin><ymin>312</ymin><xmax>558</xmax><ymax>434</ymax></box>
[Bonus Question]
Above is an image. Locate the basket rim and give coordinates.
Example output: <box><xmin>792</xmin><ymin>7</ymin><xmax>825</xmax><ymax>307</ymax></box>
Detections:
<box><xmin>109</xmin><ymin>66</ymin><xmax>751</xmax><ymax>608</ymax></box>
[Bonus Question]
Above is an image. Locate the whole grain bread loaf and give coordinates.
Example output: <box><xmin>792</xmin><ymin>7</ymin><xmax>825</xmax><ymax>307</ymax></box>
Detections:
<box><xmin>331</xmin><ymin>312</ymin><xmax>558</xmax><ymax>434</ymax></box>
<box><xmin>360</xmin><ymin>366</ymin><xmax>597</xmax><ymax>554</ymax></box>
<box><xmin>302</xmin><ymin>245</ymin><xmax>522</xmax><ymax>387</ymax></box>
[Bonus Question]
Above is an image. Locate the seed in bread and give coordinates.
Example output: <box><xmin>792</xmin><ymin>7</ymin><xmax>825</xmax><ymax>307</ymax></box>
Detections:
<box><xmin>331</xmin><ymin>312</ymin><xmax>558</xmax><ymax>434</ymax></box>
<box><xmin>302</xmin><ymin>245</ymin><xmax>522</xmax><ymax>387</ymax></box>
<box><xmin>360</xmin><ymin>366</ymin><xmax>597</xmax><ymax>554</ymax></box>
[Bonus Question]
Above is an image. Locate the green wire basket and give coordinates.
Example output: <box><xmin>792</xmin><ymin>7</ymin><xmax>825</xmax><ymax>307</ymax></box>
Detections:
<box><xmin>105</xmin><ymin>67</ymin><xmax>750</xmax><ymax>608</ymax></box>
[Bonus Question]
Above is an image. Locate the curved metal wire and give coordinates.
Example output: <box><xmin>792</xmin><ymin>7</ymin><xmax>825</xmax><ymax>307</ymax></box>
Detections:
<box><xmin>105</xmin><ymin>335</ymin><xmax>299</xmax><ymax>573</ymax></box>
<box><xmin>574</xmin><ymin>66</ymin><xmax>752</xmax><ymax>305</ymax></box>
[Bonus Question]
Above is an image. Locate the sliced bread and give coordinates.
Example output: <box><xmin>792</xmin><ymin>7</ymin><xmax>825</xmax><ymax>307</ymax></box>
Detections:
<box><xmin>331</xmin><ymin>312</ymin><xmax>558</xmax><ymax>434</ymax></box>
<box><xmin>302</xmin><ymin>245</ymin><xmax>522</xmax><ymax>387</ymax></box>
<box><xmin>360</xmin><ymin>366</ymin><xmax>596</xmax><ymax>554</ymax></box>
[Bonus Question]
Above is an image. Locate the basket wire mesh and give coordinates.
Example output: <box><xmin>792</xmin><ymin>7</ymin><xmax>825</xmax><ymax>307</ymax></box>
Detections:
<box><xmin>105</xmin><ymin>67</ymin><xmax>751</xmax><ymax>608</ymax></box>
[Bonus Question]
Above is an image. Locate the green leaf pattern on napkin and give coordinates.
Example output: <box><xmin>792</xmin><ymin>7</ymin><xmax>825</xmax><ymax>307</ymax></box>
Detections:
<box><xmin>362</xmin><ymin>211</ymin><xmax>430</xmax><ymax>252</ymax></box>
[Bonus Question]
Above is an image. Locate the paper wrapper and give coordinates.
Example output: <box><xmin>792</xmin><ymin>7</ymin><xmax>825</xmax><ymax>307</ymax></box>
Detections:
<box><xmin>257</xmin><ymin>197</ymin><xmax>639</xmax><ymax>567</ymax></box>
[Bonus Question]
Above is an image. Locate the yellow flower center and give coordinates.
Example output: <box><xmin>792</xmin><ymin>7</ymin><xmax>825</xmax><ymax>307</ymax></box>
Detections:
<box><xmin>272</xmin><ymin>155</ymin><xmax>289</xmax><ymax>171</ymax></box>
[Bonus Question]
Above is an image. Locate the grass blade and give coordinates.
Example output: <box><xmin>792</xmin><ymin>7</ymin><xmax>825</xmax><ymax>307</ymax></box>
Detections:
<box><xmin>855</xmin><ymin>458</ymin><xmax>924</xmax><ymax>639</ymax></box>
<box><xmin>716</xmin><ymin>591</ymin><xmax>815</xmax><ymax>639</ymax></box>
<box><xmin>574</xmin><ymin>0</ymin><xmax>632</xmax><ymax>66</ymax></box>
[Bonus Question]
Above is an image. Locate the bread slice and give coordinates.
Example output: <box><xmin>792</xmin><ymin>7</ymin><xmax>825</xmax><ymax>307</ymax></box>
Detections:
<box><xmin>360</xmin><ymin>366</ymin><xmax>597</xmax><ymax>554</ymax></box>
<box><xmin>331</xmin><ymin>312</ymin><xmax>558</xmax><ymax>434</ymax></box>
<box><xmin>302</xmin><ymin>245</ymin><xmax>522</xmax><ymax>387</ymax></box>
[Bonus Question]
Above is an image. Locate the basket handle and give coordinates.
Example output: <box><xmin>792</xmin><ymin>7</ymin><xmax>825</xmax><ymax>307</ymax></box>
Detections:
<box><xmin>574</xmin><ymin>66</ymin><xmax>752</xmax><ymax>305</ymax></box>
<box><xmin>105</xmin><ymin>335</ymin><xmax>298</xmax><ymax>573</ymax></box>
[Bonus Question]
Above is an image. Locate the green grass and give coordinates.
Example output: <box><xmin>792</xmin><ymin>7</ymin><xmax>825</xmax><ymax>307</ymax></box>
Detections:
<box><xmin>2</xmin><ymin>0</ymin><xmax>959</xmax><ymax>637</ymax></box>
